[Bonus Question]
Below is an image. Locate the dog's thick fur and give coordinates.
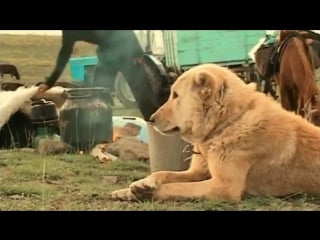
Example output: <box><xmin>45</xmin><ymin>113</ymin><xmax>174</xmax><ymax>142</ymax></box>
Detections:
<box><xmin>111</xmin><ymin>63</ymin><xmax>320</xmax><ymax>202</ymax></box>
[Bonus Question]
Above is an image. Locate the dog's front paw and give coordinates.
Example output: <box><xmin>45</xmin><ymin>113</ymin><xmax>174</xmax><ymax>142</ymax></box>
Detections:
<box><xmin>129</xmin><ymin>177</ymin><xmax>159</xmax><ymax>200</ymax></box>
<box><xmin>111</xmin><ymin>188</ymin><xmax>137</xmax><ymax>201</ymax></box>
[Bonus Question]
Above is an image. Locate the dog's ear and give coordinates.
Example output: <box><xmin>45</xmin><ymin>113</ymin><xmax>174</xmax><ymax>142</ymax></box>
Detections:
<box><xmin>193</xmin><ymin>71</ymin><xmax>212</xmax><ymax>99</ymax></box>
<box><xmin>193</xmin><ymin>70</ymin><xmax>227</xmax><ymax>103</ymax></box>
<box><xmin>216</xmin><ymin>81</ymin><xmax>228</xmax><ymax>105</ymax></box>
<box><xmin>193</xmin><ymin>72</ymin><xmax>207</xmax><ymax>86</ymax></box>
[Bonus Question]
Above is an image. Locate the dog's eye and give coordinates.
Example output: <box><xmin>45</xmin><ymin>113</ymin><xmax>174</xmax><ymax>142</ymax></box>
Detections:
<box><xmin>173</xmin><ymin>91</ymin><xmax>178</xmax><ymax>99</ymax></box>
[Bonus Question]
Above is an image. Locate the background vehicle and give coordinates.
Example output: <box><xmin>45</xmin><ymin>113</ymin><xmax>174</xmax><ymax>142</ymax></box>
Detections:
<box><xmin>68</xmin><ymin>30</ymin><xmax>266</xmax><ymax>108</ymax></box>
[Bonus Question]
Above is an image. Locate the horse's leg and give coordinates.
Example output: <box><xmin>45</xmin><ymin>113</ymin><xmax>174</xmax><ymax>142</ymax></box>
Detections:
<box><xmin>263</xmin><ymin>78</ymin><xmax>270</xmax><ymax>94</ymax></box>
<box><xmin>277</xmin><ymin>54</ymin><xmax>292</xmax><ymax>110</ymax></box>
<box><xmin>281</xmin><ymin>75</ymin><xmax>300</xmax><ymax>116</ymax></box>
<box><xmin>287</xmin><ymin>85</ymin><xmax>299</xmax><ymax>113</ymax></box>
<box><xmin>279</xmin><ymin>84</ymin><xmax>294</xmax><ymax>112</ymax></box>
<box><xmin>267</xmin><ymin>77</ymin><xmax>278</xmax><ymax>99</ymax></box>
<box><xmin>277</xmin><ymin>45</ymin><xmax>301</xmax><ymax>113</ymax></box>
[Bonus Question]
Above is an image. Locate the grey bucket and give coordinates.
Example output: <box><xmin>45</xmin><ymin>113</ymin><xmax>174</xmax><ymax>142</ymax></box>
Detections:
<box><xmin>147</xmin><ymin>122</ymin><xmax>191</xmax><ymax>173</ymax></box>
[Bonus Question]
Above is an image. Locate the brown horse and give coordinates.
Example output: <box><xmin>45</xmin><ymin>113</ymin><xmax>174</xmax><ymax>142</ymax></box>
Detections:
<box><xmin>274</xmin><ymin>30</ymin><xmax>320</xmax><ymax>126</ymax></box>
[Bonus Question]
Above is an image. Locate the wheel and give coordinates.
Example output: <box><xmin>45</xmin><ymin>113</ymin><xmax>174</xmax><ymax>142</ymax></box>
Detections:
<box><xmin>114</xmin><ymin>58</ymin><xmax>171</xmax><ymax>109</ymax></box>
<box><xmin>142</xmin><ymin>57</ymin><xmax>171</xmax><ymax>106</ymax></box>
<box><xmin>114</xmin><ymin>72</ymin><xmax>138</xmax><ymax>108</ymax></box>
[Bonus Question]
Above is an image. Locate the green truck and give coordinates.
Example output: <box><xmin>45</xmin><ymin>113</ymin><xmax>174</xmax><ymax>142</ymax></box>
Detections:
<box><xmin>69</xmin><ymin>30</ymin><xmax>266</xmax><ymax>108</ymax></box>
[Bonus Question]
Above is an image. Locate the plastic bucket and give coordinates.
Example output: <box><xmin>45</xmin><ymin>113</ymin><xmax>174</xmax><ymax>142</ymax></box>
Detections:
<box><xmin>147</xmin><ymin>122</ymin><xmax>191</xmax><ymax>173</ymax></box>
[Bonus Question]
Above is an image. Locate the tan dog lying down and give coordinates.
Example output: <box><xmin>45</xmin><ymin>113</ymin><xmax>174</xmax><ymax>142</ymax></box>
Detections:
<box><xmin>111</xmin><ymin>63</ymin><xmax>320</xmax><ymax>202</ymax></box>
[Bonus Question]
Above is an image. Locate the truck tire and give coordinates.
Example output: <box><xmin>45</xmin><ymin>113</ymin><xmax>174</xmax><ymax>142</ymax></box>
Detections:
<box><xmin>114</xmin><ymin>58</ymin><xmax>170</xmax><ymax>109</ymax></box>
<box><xmin>114</xmin><ymin>72</ymin><xmax>138</xmax><ymax>108</ymax></box>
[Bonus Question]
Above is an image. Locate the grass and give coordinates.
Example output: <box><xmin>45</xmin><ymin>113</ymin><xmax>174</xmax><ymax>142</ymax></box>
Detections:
<box><xmin>1</xmin><ymin>33</ymin><xmax>320</xmax><ymax>210</ymax></box>
<box><xmin>2</xmin><ymin>150</ymin><xmax>320</xmax><ymax>210</ymax></box>
<box><xmin>0</xmin><ymin>34</ymin><xmax>96</xmax><ymax>84</ymax></box>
